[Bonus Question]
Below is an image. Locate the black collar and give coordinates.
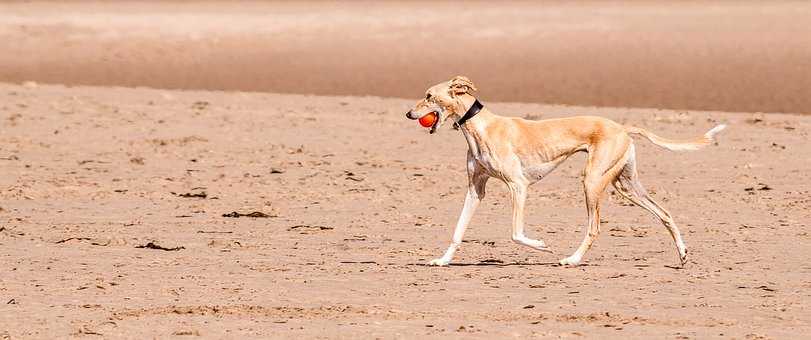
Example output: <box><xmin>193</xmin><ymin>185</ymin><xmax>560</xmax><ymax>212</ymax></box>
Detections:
<box><xmin>453</xmin><ymin>99</ymin><xmax>483</xmax><ymax>130</ymax></box>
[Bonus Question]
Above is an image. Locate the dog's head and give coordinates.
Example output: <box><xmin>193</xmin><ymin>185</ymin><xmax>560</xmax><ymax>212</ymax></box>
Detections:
<box><xmin>405</xmin><ymin>76</ymin><xmax>478</xmax><ymax>134</ymax></box>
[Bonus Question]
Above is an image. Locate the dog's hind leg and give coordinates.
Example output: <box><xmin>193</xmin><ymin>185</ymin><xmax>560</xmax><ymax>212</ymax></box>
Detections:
<box><xmin>429</xmin><ymin>153</ymin><xmax>489</xmax><ymax>266</ymax></box>
<box><xmin>612</xmin><ymin>149</ymin><xmax>688</xmax><ymax>266</ymax></box>
<box><xmin>507</xmin><ymin>179</ymin><xmax>551</xmax><ymax>253</ymax></box>
<box><xmin>560</xmin><ymin>140</ymin><xmax>629</xmax><ymax>266</ymax></box>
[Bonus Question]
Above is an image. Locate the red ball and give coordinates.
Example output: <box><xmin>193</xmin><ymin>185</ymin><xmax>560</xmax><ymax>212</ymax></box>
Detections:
<box><xmin>418</xmin><ymin>112</ymin><xmax>437</xmax><ymax>128</ymax></box>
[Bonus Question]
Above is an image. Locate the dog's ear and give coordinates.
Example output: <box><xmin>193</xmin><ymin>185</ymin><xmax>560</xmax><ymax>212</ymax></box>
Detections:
<box><xmin>449</xmin><ymin>76</ymin><xmax>477</xmax><ymax>96</ymax></box>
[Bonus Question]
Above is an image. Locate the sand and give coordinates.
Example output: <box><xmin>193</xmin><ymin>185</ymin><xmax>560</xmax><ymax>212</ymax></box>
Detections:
<box><xmin>1</xmin><ymin>1</ymin><xmax>811</xmax><ymax>113</ymax></box>
<box><xmin>1</xmin><ymin>1</ymin><xmax>811</xmax><ymax>338</ymax></box>
<box><xmin>0</xmin><ymin>82</ymin><xmax>809</xmax><ymax>338</ymax></box>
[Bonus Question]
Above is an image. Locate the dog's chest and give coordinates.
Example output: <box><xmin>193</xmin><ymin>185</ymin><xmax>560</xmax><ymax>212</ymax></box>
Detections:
<box><xmin>463</xmin><ymin>129</ymin><xmax>498</xmax><ymax>171</ymax></box>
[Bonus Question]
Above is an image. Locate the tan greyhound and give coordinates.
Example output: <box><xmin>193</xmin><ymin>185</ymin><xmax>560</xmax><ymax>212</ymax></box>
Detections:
<box><xmin>405</xmin><ymin>76</ymin><xmax>725</xmax><ymax>267</ymax></box>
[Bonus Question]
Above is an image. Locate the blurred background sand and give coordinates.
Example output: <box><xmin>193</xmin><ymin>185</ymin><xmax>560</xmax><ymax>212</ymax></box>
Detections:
<box><xmin>1</xmin><ymin>1</ymin><xmax>810</xmax><ymax>113</ymax></box>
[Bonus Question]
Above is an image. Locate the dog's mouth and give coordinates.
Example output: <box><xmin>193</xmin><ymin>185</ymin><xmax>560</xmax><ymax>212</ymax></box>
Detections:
<box><xmin>427</xmin><ymin>111</ymin><xmax>440</xmax><ymax>134</ymax></box>
<box><xmin>407</xmin><ymin>107</ymin><xmax>443</xmax><ymax>134</ymax></box>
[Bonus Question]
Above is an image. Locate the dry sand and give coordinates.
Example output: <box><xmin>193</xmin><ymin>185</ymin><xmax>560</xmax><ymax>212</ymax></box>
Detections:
<box><xmin>0</xmin><ymin>82</ymin><xmax>809</xmax><ymax>338</ymax></box>
<box><xmin>1</xmin><ymin>1</ymin><xmax>811</xmax><ymax>113</ymax></box>
<box><xmin>1</xmin><ymin>1</ymin><xmax>811</xmax><ymax>339</ymax></box>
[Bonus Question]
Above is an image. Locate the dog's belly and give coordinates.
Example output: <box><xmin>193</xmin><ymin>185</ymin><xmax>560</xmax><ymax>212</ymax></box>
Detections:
<box><xmin>520</xmin><ymin>152</ymin><xmax>573</xmax><ymax>183</ymax></box>
<box><xmin>522</xmin><ymin>161</ymin><xmax>561</xmax><ymax>182</ymax></box>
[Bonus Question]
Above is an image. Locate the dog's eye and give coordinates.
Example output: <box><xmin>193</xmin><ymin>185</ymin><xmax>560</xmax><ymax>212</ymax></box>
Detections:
<box><xmin>425</xmin><ymin>93</ymin><xmax>432</xmax><ymax>100</ymax></box>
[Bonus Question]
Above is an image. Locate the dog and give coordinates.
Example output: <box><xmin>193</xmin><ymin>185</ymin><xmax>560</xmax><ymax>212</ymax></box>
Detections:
<box><xmin>405</xmin><ymin>76</ymin><xmax>725</xmax><ymax>267</ymax></box>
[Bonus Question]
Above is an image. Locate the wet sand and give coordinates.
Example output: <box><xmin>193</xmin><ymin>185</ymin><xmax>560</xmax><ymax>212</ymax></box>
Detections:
<box><xmin>1</xmin><ymin>1</ymin><xmax>811</xmax><ymax>113</ymax></box>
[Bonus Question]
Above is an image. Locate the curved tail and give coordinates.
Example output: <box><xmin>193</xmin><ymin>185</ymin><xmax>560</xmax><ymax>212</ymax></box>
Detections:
<box><xmin>624</xmin><ymin>124</ymin><xmax>726</xmax><ymax>151</ymax></box>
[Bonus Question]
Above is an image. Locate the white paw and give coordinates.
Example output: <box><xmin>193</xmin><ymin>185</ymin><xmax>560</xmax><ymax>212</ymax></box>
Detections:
<box><xmin>513</xmin><ymin>237</ymin><xmax>553</xmax><ymax>253</ymax></box>
<box><xmin>527</xmin><ymin>240</ymin><xmax>552</xmax><ymax>253</ymax></box>
<box><xmin>559</xmin><ymin>256</ymin><xmax>582</xmax><ymax>266</ymax></box>
<box><xmin>428</xmin><ymin>258</ymin><xmax>450</xmax><ymax>266</ymax></box>
<box><xmin>535</xmin><ymin>246</ymin><xmax>553</xmax><ymax>253</ymax></box>
<box><xmin>679</xmin><ymin>249</ymin><xmax>688</xmax><ymax>267</ymax></box>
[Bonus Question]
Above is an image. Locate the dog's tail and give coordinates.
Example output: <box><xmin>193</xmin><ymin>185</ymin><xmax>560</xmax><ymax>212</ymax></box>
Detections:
<box><xmin>624</xmin><ymin>124</ymin><xmax>726</xmax><ymax>151</ymax></box>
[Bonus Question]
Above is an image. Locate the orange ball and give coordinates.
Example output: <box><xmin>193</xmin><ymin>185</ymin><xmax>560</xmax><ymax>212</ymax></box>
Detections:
<box><xmin>418</xmin><ymin>112</ymin><xmax>437</xmax><ymax>128</ymax></box>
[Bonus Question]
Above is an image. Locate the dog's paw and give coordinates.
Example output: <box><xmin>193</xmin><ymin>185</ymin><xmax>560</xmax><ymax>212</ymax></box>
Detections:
<box><xmin>558</xmin><ymin>256</ymin><xmax>582</xmax><ymax>266</ymax></box>
<box><xmin>528</xmin><ymin>241</ymin><xmax>553</xmax><ymax>253</ymax></box>
<box><xmin>428</xmin><ymin>258</ymin><xmax>450</xmax><ymax>266</ymax></box>
<box><xmin>513</xmin><ymin>237</ymin><xmax>552</xmax><ymax>253</ymax></box>
<box><xmin>679</xmin><ymin>249</ymin><xmax>688</xmax><ymax>267</ymax></box>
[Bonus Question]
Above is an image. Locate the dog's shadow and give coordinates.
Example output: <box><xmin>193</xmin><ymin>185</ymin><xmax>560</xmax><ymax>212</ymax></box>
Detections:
<box><xmin>453</xmin><ymin>261</ymin><xmax>560</xmax><ymax>267</ymax></box>
<box><xmin>410</xmin><ymin>261</ymin><xmax>573</xmax><ymax>267</ymax></box>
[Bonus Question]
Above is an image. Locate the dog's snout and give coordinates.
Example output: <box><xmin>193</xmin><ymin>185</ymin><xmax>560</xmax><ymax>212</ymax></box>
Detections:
<box><xmin>406</xmin><ymin>111</ymin><xmax>417</xmax><ymax>120</ymax></box>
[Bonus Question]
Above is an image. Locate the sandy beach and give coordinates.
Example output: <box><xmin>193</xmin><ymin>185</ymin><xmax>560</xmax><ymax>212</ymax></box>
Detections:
<box><xmin>0</xmin><ymin>83</ymin><xmax>809</xmax><ymax>338</ymax></box>
<box><xmin>1</xmin><ymin>1</ymin><xmax>810</xmax><ymax>339</ymax></box>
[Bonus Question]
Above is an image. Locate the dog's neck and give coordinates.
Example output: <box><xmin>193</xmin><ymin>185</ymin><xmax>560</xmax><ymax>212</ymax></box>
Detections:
<box><xmin>453</xmin><ymin>98</ymin><xmax>483</xmax><ymax>129</ymax></box>
<box><xmin>456</xmin><ymin>95</ymin><xmax>497</xmax><ymax>122</ymax></box>
<box><xmin>454</xmin><ymin>96</ymin><xmax>496</xmax><ymax>154</ymax></box>
<box><xmin>453</xmin><ymin>95</ymin><xmax>488</xmax><ymax>125</ymax></box>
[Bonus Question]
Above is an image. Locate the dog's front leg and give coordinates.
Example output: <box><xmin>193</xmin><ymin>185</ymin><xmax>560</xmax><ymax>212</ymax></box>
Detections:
<box><xmin>428</xmin><ymin>156</ymin><xmax>488</xmax><ymax>266</ymax></box>
<box><xmin>427</xmin><ymin>188</ymin><xmax>481</xmax><ymax>266</ymax></box>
